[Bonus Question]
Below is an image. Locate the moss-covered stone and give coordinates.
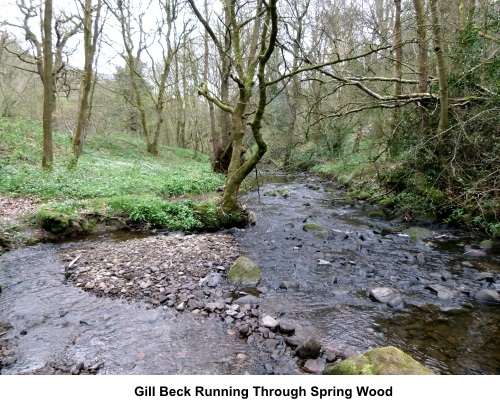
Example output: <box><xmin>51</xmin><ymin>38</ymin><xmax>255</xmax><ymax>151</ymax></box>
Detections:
<box><xmin>36</xmin><ymin>209</ymin><xmax>71</xmax><ymax>234</ymax></box>
<box><xmin>314</xmin><ymin>230</ymin><xmax>333</xmax><ymax>238</ymax></box>
<box><xmin>303</xmin><ymin>223</ymin><xmax>325</xmax><ymax>232</ymax></box>
<box><xmin>193</xmin><ymin>198</ymin><xmax>247</xmax><ymax>230</ymax></box>
<box><xmin>376</xmin><ymin>197</ymin><xmax>395</xmax><ymax>208</ymax></box>
<box><xmin>279</xmin><ymin>188</ymin><xmax>291</xmax><ymax>198</ymax></box>
<box><xmin>227</xmin><ymin>256</ymin><xmax>262</xmax><ymax>287</ymax></box>
<box><xmin>0</xmin><ymin>233</ymin><xmax>11</xmax><ymax>247</ymax></box>
<box><xmin>348</xmin><ymin>190</ymin><xmax>371</xmax><ymax>200</ymax></box>
<box><xmin>324</xmin><ymin>346</ymin><xmax>434</xmax><ymax>375</ymax></box>
<box><xmin>406</xmin><ymin>226</ymin><xmax>433</xmax><ymax>240</ymax></box>
<box><xmin>479</xmin><ymin>240</ymin><xmax>493</xmax><ymax>250</ymax></box>
<box><xmin>457</xmin><ymin>214</ymin><xmax>473</xmax><ymax>224</ymax></box>
<box><xmin>413</xmin><ymin>171</ymin><xmax>445</xmax><ymax>204</ymax></box>
<box><xmin>368</xmin><ymin>210</ymin><xmax>385</xmax><ymax>219</ymax></box>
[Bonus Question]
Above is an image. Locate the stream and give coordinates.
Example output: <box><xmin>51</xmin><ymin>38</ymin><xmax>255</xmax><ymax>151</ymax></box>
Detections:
<box><xmin>1</xmin><ymin>173</ymin><xmax>499</xmax><ymax>374</ymax></box>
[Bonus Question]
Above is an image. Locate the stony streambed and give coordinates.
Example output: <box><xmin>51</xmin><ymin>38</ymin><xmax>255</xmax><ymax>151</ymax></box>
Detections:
<box><xmin>0</xmin><ymin>232</ymin><xmax>354</xmax><ymax>375</ymax></box>
<box><xmin>1</xmin><ymin>174</ymin><xmax>499</xmax><ymax>375</ymax></box>
<box><xmin>234</xmin><ymin>174</ymin><xmax>500</xmax><ymax>375</ymax></box>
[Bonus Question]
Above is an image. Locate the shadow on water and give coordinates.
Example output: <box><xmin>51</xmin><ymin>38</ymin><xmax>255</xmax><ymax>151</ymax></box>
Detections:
<box><xmin>236</xmin><ymin>174</ymin><xmax>500</xmax><ymax>375</ymax></box>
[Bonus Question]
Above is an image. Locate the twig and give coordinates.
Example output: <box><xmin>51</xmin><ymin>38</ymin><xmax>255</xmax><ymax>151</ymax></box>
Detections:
<box><xmin>255</xmin><ymin>166</ymin><xmax>261</xmax><ymax>204</ymax></box>
<box><xmin>68</xmin><ymin>254</ymin><xmax>81</xmax><ymax>269</ymax></box>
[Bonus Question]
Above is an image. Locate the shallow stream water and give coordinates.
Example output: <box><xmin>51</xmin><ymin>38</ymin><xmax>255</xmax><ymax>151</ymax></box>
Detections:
<box><xmin>0</xmin><ymin>173</ymin><xmax>499</xmax><ymax>374</ymax></box>
<box><xmin>236</xmin><ymin>173</ymin><xmax>500</xmax><ymax>375</ymax></box>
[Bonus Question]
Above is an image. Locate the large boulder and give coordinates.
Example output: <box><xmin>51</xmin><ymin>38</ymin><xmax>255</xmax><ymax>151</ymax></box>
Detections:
<box><xmin>324</xmin><ymin>346</ymin><xmax>434</xmax><ymax>375</ymax></box>
<box><xmin>227</xmin><ymin>256</ymin><xmax>262</xmax><ymax>287</ymax></box>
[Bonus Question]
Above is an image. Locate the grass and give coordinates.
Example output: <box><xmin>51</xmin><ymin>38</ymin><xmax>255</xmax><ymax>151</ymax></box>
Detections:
<box><xmin>0</xmin><ymin>118</ymin><xmax>226</xmax><ymax>234</ymax></box>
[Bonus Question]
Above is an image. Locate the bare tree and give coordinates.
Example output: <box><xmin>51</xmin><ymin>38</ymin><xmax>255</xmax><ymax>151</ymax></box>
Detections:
<box><xmin>72</xmin><ymin>0</ymin><xmax>103</xmax><ymax>162</ymax></box>
<box><xmin>430</xmin><ymin>0</ymin><xmax>449</xmax><ymax>135</ymax></box>
<box><xmin>42</xmin><ymin>0</ymin><xmax>54</xmax><ymax>170</ymax></box>
<box><xmin>4</xmin><ymin>0</ymin><xmax>81</xmax><ymax>115</ymax></box>
<box><xmin>412</xmin><ymin>0</ymin><xmax>430</xmax><ymax>132</ymax></box>
<box><xmin>108</xmin><ymin>0</ymin><xmax>187</xmax><ymax>155</ymax></box>
<box><xmin>187</xmin><ymin>0</ymin><xmax>234</xmax><ymax>173</ymax></box>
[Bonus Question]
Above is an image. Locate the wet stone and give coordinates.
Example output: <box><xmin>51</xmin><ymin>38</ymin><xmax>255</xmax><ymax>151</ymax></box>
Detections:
<box><xmin>303</xmin><ymin>358</ymin><xmax>326</xmax><ymax>374</ymax></box>
<box><xmin>296</xmin><ymin>336</ymin><xmax>322</xmax><ymax>359</ymax></box>
<box><xmin>464</xmin><ymin>247</ymin><xmax>487</xmax><ymax>258</ymax></box>
<box><xmin>263</xmin><ymin>339</ymin><xmax>280</xmax><ymax>352</ymax></box>
<box><xmin>323</xmin><ymin>347</ymin><xmax>342</xmax><ymax>362</ymax></box>
<box><xmin>261</xmin><ymin>315</ymin><xmax>279</xmax><ymax>329</ymax></box>
<box><xmin>279</xmin><ymin>280</ymin><xmax>300</xmax><ymax>290</ymax></box>
<box><xmin>475</xmin><ymin>273</ymin><xmax>495</xmax><ymax>283</ymax></box>
<box><xmin>426</xmin><ymin>284</ymin><xmax>455</xmax><ymax>300</ymax></box>
<box><xmin>369</xmin><ymin>287</ymin><xmax>401</xmax><ymax>304</ymax></box>
<box><xmin>279</xmin><ymin>323</ymin><xmax>296</xmax><ymax>335</ymax></box>
<box><xmin>474</xmin><ymin>289</ymin><xmax>500</xmax><ymax>305</ymax></box>
<box><xmin>238</xmin><ymin>324</ymin><xmax>251</xmax><ymax>337</ymax></box>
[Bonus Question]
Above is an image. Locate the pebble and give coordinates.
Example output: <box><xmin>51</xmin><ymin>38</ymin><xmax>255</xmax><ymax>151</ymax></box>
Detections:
<box><xmin>261</xmin><ymin>315</ymin><xmax>279</xmax><ymax>329</ymax></box>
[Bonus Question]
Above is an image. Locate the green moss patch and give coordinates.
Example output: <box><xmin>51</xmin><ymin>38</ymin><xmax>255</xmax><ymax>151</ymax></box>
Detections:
<box><xmin>325</xmin><ymin>346</ymin><xmax>434</xmax><ymax>375</ymax></box>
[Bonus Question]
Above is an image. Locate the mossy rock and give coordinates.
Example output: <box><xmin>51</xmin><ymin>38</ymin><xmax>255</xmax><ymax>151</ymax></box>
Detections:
<box><xmin>341</xmin><ymin>199</ymin><xmax>356</xmax><ymax>206</ymax></box>
<box><xmin>368</xmin><ymin>210</ymin><xmax>385</xmax><ymax>219</ymax></box>
<box><xmin>303</xmin><ymin>223</ymin><xmax>325</xmax><ymax>232</ymax></box>
<box><xmin>0</xmin><ymin>233</ymin><xmax>11</xmax><ymax>248</ymax></box>
<box><xmin>36</xmin><ymin>209</ymin><xmax>71</xmax><ymax>234</ymax></box>
<box><xmin>479</xmin><ymin>240</ymin><xmax>493</xmax><ymax>250</ymax></box>
<box><xmin>227</xmin><ymin>256</ymin><xmax>262</xmax><ymax>287</ymax></box>
<box><xmin>265</xmin><ymin>190</ymin><xmax>278</xmax><ymax>197</ymax></box>
<box><xmin>376</xmin><ymin>197</ymin><xmax>395</xmax><ymax>208</ymax></box>
<box><xmin>278</xmin><ymin>189</ymin><xmax>291</xmax><ymax>198</ymax></box>
<box><xmin>406</xmin><ymin>226</ymin><xmax>433</xmax><ymax>241</ymax></box>
<box><xmin>457</xmin><ymin>214</ymin><xmax>473</xmax><ymax>224</ymax></box>
<box><xmin>193</xmin><ymin>199</ymin><xmax>247</xmax><ymax>230</ymax></box>
<box><xmin>324</xmin><ymin>346</ymin><xmax>434</xmax><ymax>375</ymax></box>
<box><xmin>348</xmin><ymin>190</ymin><xmax>371</xmax><ymax>200</ymax></box>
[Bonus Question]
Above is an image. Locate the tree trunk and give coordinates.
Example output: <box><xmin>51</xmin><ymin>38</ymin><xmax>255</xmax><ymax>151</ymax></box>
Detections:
<box><xmin>73</xmin><ymin>0</ymin><xmax>102</xmax><ymax>162</ymax></box>
<box><xmin>203</xmin><ymin>0</ymin><xmax>219</xmax><ymax>159</ymax></box>
<box><xmin>42</xmin><ymin>0</ymin><xmax>54</xmax><ymax>171</ymax></box>
<box><xmin>283</xmin><ymin>1</ymin><xmax>308</xmax><ymax>168</ymax></box>
<box><xmin>0</xmin><ymin>31</ymin><xmax>7</xmax><ymax>61</ymax></box>
<box><xmin>221</xmin><ymin>0</ymin><xmax>277</xmax><ymax>213</ymax></box>
<box><xmin>430</xmin><ymin>0</ymin><xmax>449</xmax><ymax>135</ymax></box>
<box><xmin>213</xmin><ymin>4</ymin><xmax>232</xmax><ymax>173</ymax></box>
<box><xmin>412</xmin><ymin>0</ymin><xmax>430</xmax><ymax>133</ymax></box>
<box><xmin>393</xmin><ymin>0</ymin><xmax>403</xmax><ymax>98</ymax></box>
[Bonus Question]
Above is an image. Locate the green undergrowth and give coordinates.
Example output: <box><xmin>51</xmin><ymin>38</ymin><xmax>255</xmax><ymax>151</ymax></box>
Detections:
<box><xmin>312</xmin><ymin>126</ymin><xmax>499</xmax><ymax>237</ymax></box>
<box><xmin>0</xmin><ymin>118</ymin><xmax>228</xmax><ymax>235</ymax></box>
<box><xmin>0</xmin><ymin>119</ymin><xmax>224</xmax><ymax>199</ymax></box>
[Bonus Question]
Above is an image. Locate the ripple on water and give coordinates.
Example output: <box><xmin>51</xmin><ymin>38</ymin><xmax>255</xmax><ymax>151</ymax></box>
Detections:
<box><xmin>0</xmin><ymin>245</ymin><xmax>261</xmax><ymax>375</ymax></box>
<box><xmin>236</xmin><ymin>178</ymin><xmax>500</xmax><ymax>375</ymax></box>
